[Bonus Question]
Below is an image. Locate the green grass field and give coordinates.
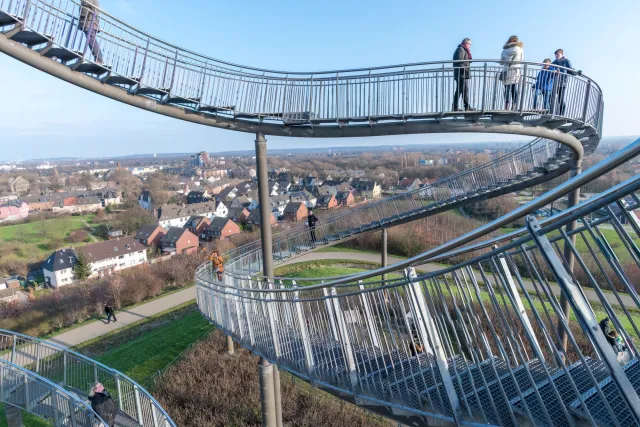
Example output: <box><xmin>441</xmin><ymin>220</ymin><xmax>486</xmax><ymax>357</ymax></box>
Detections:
<box><xmin>0</xmin><ymin>215</ymin><xmax>99</xmax><ymax>262</ymax></box>
<box><xmin>280</xmin><ymin>263</ymin><xmax>640</xmax><ymax>336</ymax></box>
<box><xmin>0</xmin><ymin>302</ymin><xmax>213</xmax><ymax>427</ymax></box>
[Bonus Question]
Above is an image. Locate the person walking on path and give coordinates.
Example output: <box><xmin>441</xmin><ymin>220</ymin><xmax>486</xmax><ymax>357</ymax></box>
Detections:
<box><xmin>88</xmin><ymin>382</ymin><xmax>117</xmax><ymax>427</ymax></box>
<box><xmin>79</xmin><ymin>0</ymin><xmax>104</xmax><ymax>64</ymax></box>
<box><xmin>500</xmin><ymin>36</ymin><xmax>524</xmax><ymax>111</ymax></box>
<box><xmin>452</xmin><ymin>38</ymin><xmax>475</xmax><ymax>111</ymax></box>
<box><xmin>552</xmin><ymin>49</ymin><xmax>581</xmax><ymax>115</ymax></box>
<box><xmin>209</xmin><ymin>250</ymin><xmax>225</xmax><ymax>281</ymax></box>
<box><xmin>533</xmin><ymin>59</ymin><xmax>555</xmax><ymax>111</ymax></box>
<box><xmin>307</xmin><ymin>210</ymin><xmax>319</xmax><ymax>246</ymax></box>
<box><xmin>104</xmin><ymin>304</ymin><xmax>116</xmax><ymax>324</ymax></box>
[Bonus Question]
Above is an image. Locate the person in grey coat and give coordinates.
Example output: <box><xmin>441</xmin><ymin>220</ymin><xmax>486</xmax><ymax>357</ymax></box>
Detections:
<box><xmin>79</xmin><ymin>0</ymin><xmax>103</xmax><ymax>64</ymax></box>
<box><xmin>452</xmin><ymin>38</ymin><xmax>475</xmax><ymax>111</ymax></box>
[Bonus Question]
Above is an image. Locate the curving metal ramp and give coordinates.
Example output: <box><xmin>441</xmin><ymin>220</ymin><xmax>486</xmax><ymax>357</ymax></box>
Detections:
<box><xmin>196</xmin><ymin>139</ymin><xmax>640</xmax><ymax>427</ymax></box>
<box><xmin>0</xmin><ymin>0</ymin><xmax>624</xmax><ymax>425</ymax></box>
<box><xmin>0</xmin><ymin>0</ymin><xmax>600</xmax><ymax>146</ymax></box>
<box><xmin>0</xmin><ymin>330</ymin><xmax>175</xmax><ymax>427</ymax></box>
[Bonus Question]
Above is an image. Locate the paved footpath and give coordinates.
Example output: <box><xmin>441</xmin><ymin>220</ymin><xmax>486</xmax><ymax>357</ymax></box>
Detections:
<box><xmin>46</xmin><ymin>250</ymin><xmax>633</xmax><ymax>348</ymax></box>
<box><xmin>48</xmin><ymin>287</ymin><xmax>197</xmax><ymax>348</ymax></box>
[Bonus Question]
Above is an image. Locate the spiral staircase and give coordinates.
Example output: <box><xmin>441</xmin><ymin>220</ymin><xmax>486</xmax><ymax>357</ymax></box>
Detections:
<box><xmin>1</xmin><ymin>0</ymin><xmax>630</xmax><ymax>426</ymax></box>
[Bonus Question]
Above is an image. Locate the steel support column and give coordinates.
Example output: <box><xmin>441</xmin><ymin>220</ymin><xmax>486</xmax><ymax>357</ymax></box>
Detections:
<box><xmin>227</xmin><ymin>335</ymin><xmax>235</xmax><ymax>355</ymax></box>
<box><xmin>558</xmin><ymin>156</ymin><xmax>582</xmax><ymax>357</ymax></box>
<box><xmin>381</xmin><ymin>228</ymin><xmax>388</xmax><ymax>281</ymax></box>
<box><xmin>255</xmin><ymin>132</ymin><xmax>281</xmax><ymax>426</ymax></box>
<box><xmin>5</xmin><ymin>404</ymin><xmax>23</xmax><ymax>427</ymax></box>
<box><xmin>258</xmin><ymin>358</ymin><xmax>277</xmax><ymax>427</ymax></box>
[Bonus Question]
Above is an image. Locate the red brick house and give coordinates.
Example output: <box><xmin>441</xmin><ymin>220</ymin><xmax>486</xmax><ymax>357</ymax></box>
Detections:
<box><xmin>283</xmin><ymin>202</ymin><xmax>308</xmax><ymax>222</ymax></box>
<box><xmin>316</xmin><ymin>194</ymin><xmax>337</xmax><ymax>210</ymax></box>
<box><xmin>159</xmin><ymin>227</ymin><xmax>199</xmax><ymax>255</ymax></box>
<box><xmin>134</xmin><ymin>224</ymin><xmax>166</xmax><ymax>248</ymax></box>
<box><xmin>203</xmin><ymin>217</ymin><xmax>241</xmax><ymax>240</ymax></box>
<box><xmin>184</xmin><ymin>215</ymin><xmax>211</xmax><ymax>236</ymax></box>
<box><xmin>227</xmin><ymin>207</ymin><xmax>250</xmax><ymax>225</ymax></box>
<box><xmin>336</xmin><ymin>191</ymin><xmax>355</xmax><ymax>207</ymax></box>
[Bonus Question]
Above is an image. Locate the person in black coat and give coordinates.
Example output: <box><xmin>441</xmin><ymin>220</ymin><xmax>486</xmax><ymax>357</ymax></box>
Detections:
<box><xmin>307</xmin><ymin>210</ymin><xmax>319</xmax><ymax>245</ymax></box>
<box><xmin>104</xmin><ymin>304</ymin><xmax>117</xmax><ymax>324</ymax></box>
<box><xmin>452</xmin><ymin>38</ymin><xmax>475</xmax><ymax>111</ymax></box>
<box><xmin>89</xmin><ymin>382</ymin><xmax>117</xmax><ymax>427</ymax></box>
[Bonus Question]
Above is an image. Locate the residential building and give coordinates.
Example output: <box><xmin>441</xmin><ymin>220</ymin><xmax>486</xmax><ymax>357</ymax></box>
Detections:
<box><xmin>336</xmin><ymin>190</ymin><xmax>355</xmax><ymax>207</ymax></box>
<box><xmin>8</xmin><ymin>176</ymin><xmax>30</xmax><ymax>194</ymax></box>
<box><xmin>187</xmin><ymin>190</ymin><xmax>210</xmax><ymax>204</ymax></box>
<box><xmin>352</xmin><ymin>179</ymin><xmax>381</xmax><ymax>199</ymax></box>
<box><xmin>184</xmin><ymin>215</ymin><xmax>211</xmax><ymax>236</ymax></box>
<box><xmin>190</xmin><ymin>151</ymin><xmax>211</xmax><ymax>167</ymax></box>
<box><xmin>228</xmin><ymin>168</ymin><xmax>256</xmax><ymax>179</ymax></box>
<box><xmin>0</xmin><ymin>200</ymin><xmax>29</xmax><ymax>223</ymax></box>
<box><xmin>203</xmin><ymin>217</ymin><xmax>241</xmax><ymax>241</ymax></box>
<box><xmin>159</xmin><ymin>227</ymin><xmax>199</xmax><ymax>255</ymax></box>
<box><xmin>107</xmin><ymin>229</ymin><xmax>124</xmax><ymax>239</ymax></box>
<box><xmin>316</xmin><ymin>194</ymin><xmax>338</xmax><ymax>210</ymax></box>
<box><xmin>43</xmin><ymin>238</ymin><xmax>147</xmax><ymax>287</ymax></box>
<box><xmin>43</xmin><ymin>248</ymin><xmax>77</xmax><ymax>287</ymax></box>
<box><xmin>289</xmin><ymin>190</ymin><xmax>317</xmax><ymax>208</ymax></box>
<box><xmin>156</xmin><ymin>201</ymin><xmax>227</xmax><ymax>229</ymax></box>
<box><xmin>246</xmin><ymin>209</ymin><xmax>277</xmax><ymax>226</ymax></box>
<box><xmin>134</xmin><ymin>224</ymin><xmax>166</xmax><ymax>248</ymax></box>
<box><xmin>138</xmin><ymin>190</ymin><xmax>152</xmax><ymax>210</ymax></box>
<box><xmin>270</xmin><ymin>195</ymin><xmax>290</xmax><ymax>217</ymax></box>
<box><xmin>226</xmin><ymin>207</ymin><xmax>250</xmax><ymax>225</ymax></box>
<box><xmin>397</xmin><ymin>178</ymin><xmax>422</xmax><ymax>192</ymax></box>
<box><xmin>283</xmin><ymin>202</ymin><xmax>308</xmax><ymax>222</ymax></box>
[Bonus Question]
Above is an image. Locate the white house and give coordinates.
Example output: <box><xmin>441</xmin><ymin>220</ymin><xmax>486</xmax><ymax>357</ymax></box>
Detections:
<box><xmin>42</xmin><ymin>238</ymin><xmax>147</xmax><ymax>288</ymax></box>
<box><xmin>157</xmin><ymin>201</ymin><xmax>228</xmax><ymax>229</ymax></box>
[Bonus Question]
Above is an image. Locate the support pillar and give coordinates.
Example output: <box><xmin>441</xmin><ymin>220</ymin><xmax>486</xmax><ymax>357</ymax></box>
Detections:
<box><xmin>381</xmin><ymin>229</ymin><xmax>388</xmax><ymax>281</ymax></box>
<box><xmin>5</xmin><ymin>404</ymin><xmax>23</xmax><ymax>427</ymax></box>
<box><xmin>227</xmin><ymin>335</ymin><xmax>235</xmax><ymax>355</ymax></box>
<box><xmin>258</xmin><ymin>358</ymin><xmax>277</xmax><ymax>427</ymax></box>
<box><xmin>558</xmin><ymin>156</ymin><xmax>582</xmax><ymax>357</ymax></box>
<box><xmin>255</xmin><ymin>132</ymin><xmax>282</xmax><ymax>426</ymax></box>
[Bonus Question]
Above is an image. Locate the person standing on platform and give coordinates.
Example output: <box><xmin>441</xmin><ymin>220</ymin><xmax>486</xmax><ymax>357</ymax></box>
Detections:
<box><xmin>307</xmin><ymin>210</ymin><xmax>318</xmax><ymax>246</ymax></box>
<box><xmin>452</xmin><ymin>38</ymin><xmax>475</xmax><ymax>112</ymax></box>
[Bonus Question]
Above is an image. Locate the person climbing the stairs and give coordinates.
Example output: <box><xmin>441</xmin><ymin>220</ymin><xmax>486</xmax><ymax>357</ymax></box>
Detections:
<box><xmin>79</xmin><ymin>0</ymin><xmax>104</xmax><ymax>64</ymax></box>
<box><xmin>88</xmin><ymin>382</ymin><xmax>116</xmax><ymax>427</ymax></box>
<box><xmin>209</xmin><ymin>250</ymin><xmax>225</xmax><ymax>281</ymax></box>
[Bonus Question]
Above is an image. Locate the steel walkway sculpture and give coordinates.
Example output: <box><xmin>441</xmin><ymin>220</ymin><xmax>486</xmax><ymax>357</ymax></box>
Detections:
<box><xmin>197</xmin><ymin>140</ymin><xmax>640</xmax><ymax>427</ymax></box>
<box><xmin>0</xmin><ymin>0</ymin><xmax>618</xmax><ymax>426</ymax></box>
<box><xmin>0</xmin><ymin>330</ymin><xmax>175</xmax><ymax>427</ymax></box>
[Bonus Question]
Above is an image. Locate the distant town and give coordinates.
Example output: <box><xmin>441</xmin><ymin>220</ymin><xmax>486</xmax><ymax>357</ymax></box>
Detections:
<box><xmin>0</xmin><ymin>137</ymin><xmax>635</xmax><ymax>301</ymax></box>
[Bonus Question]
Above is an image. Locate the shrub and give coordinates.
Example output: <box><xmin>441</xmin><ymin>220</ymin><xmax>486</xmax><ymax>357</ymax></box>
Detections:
<box><xmin>66</xmin><ymin>230</ymin><xmax>90</xmax><ymax>243</ymax></box>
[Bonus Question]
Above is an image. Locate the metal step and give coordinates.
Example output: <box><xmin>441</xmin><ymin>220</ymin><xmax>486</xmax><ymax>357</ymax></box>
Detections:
<box><xmin>9</xmin><ymin>30</ymin><xmax>50</xmax><ymax>47</ymax></box>
<box><xmin>568</xmin><ymin>358</ymin><xmax>640</xmax><ymax>427</ymax></box>
<box><xmin>39</xmin><ymin>46</ymin><xmax>79</xmax><ymax>63</ymax></box>
<box><xmin>0</xmin><ymin>11</ymin><xmax>20</xmax><ymax>27</ymax></box>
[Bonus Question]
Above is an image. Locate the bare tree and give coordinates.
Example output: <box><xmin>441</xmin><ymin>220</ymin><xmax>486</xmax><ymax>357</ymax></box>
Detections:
<box><xmin>37</xmin><ymin>215</ymin><xmax>50</xmax><ymax>243</ymax></box>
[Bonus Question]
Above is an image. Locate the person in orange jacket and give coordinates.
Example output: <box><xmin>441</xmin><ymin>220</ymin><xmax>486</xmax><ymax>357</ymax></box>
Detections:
<box><xmin>209</xmin><ymin>250</ymin><xmax>224</xmax><ymax>281</ymax></box>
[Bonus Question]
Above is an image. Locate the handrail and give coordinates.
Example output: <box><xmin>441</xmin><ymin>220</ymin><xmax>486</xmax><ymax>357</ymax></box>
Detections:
<box><xmin>198</xmin><ymin>137</ymin><xmax>640</xmax><ymax>293</ymax></box>
<box><xmin>2</xmin><ymin>0</ymin><xmax>602</xmax><ymax>82</ymax></box>
<box><xmin>0</xmin><ymin>329</ymin><xmax>176</xmax><ymax>427</ymax></box>
<box><xmin>196</xmin><ymin>142</ymin><xmax>640</xmax><ymax>425</ymax></box>
<box><xmin>0</xmin><ymin>358</ymin><xmax>107</xmax><ymax>426</ymax></box>
<box><xmin>1</xmin><ymin>0</ymin><xmax>603</xmax><ymax>133</ymax></box>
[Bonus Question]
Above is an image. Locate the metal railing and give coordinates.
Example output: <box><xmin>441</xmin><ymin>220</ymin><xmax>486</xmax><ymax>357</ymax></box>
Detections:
<box><xmin>0</xmin><ymin>330</ymin><xmax>176</xmax><ymax>427</ymax></box>
<box><xmin>1</xmin><ymin>358</ymin><xmax>107</xmax><ymax>426</ymax></box>
<box><xmin>0</xmin><ymin>0</ymin><xmax>602</xmax><ymax>134</ymax></box>
<box><xmin>196</xmin><ymin>138</ymin><xmax>640</xmax><ymax>426</ymax></box>
<box><xmin>223</xmin><ymin>137</ymin><xmax>567</xmax><ymax>271</ymax></box>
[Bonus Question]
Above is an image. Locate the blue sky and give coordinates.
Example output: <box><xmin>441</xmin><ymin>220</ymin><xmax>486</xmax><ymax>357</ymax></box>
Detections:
<box><xmin>1</xmin><ymin>0</ymin><xmax>639</xmax><ymax>160</ymax></box>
